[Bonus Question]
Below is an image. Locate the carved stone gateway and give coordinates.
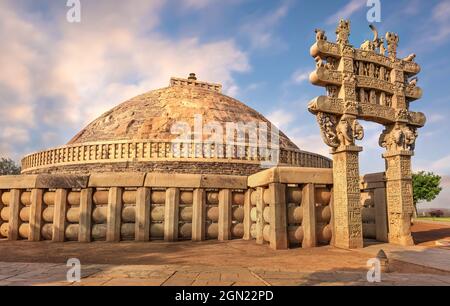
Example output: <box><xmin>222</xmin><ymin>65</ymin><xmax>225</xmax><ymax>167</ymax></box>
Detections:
<box><xmin>308</xmin><ymin>20</ymin><xmax>425</xmax><ymax>247</ymax></box>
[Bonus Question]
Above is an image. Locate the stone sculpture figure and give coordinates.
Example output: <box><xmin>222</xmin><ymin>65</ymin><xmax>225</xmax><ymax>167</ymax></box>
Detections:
<box><xmin>385</xmin><ymin>95</ymin><xmax>392</xmax><ymax>107</ymax></box>
<box><xmin>353</xmin><ymin>120</ymin><xmax>364</xmax><ymax>141</ymax></box>
<box><xmin>379</xmin><ymin>66</ymin><xmax>385</xmax><ymax>81</ymax></box>
<box><xmin>380</xmin><ymin>92</ymin><xmax>386</xmax><ymax>106</ymax></box>
<box><xmin>379</xmin><ymin>124</ymin><xmax>414</xmax><ymax>152</ymax></box>
<box><xmin>325</xmin><ymin>57</ymin><xmax>337</xmax><ymax>70</ymax></box>
<box><xmin>315</xmin><ymin>29</ymin><xmax>327</xmax><ymax>41</ymax></box>
<box><xmin>379</xmin><ymin>38</ymin><xmax>386</xmax><ymax>55</ymax></box>
<box><xmin>360</xmin><ymin>24</ymin><xmax>381</xmax><ymax>52</ymax></box>
<box><xmin>326</xmin><ymin>85</ymin><xmax>338</xmax><ymax>98</ymax></box>
<box><xmin>336</xmin><ymin>117</ymin><xmax>354</xmax><ymax>147</ymax></box>
<box><xmin>409</xmin><ymin>77</ymin><xmax>418</xmax><ymax>87</ymax></box>
<box><xmin>335</xmin><ymin>116</ymin><xmax>364</xmax><ymax>148</ymax></box>
<box><xmin>369</xmin><ymin>90</ymin><xmax>377</xmax><ymax>104</ymax></box>
<box><xmin>359</xmin><ymin>88</ymin><xmax>368</xmax><ymax>103</ymax></box>
<box><xmin>386</xmin><ymin>32</ymin><xmax>399</xmax><ymax>58</ymax></box>
<box><xmin>358</xmin><ymin>62</ymin><xmax>365</xmax><ymax>75</ymax></box>
<box><xmin>403</xmin><ymin>53</ymin><xmax>416</xmax><ymax>62</ymax></box>
<box><xmin>336</xmin><ymin>19</ymin><xmax>351</xmax><ymax>45</ymax></box>
<box><xmin>315</xmin><ymin>56</ymin><xmax>325</xmax><ymax>68</ymax></box>
<box><xmin>317</xmin><ymin>112</ymin><xmax>339</xmax><ymax>148</ymax></box>
<box><xmin>368</xmin><ymin>63</ymin><xmax>375</xmax><ymax>77</ymax></box>
<box><xmin>404</xmin><ymin>126</ymin><xmax>418</xmax><ymax>151</ymax></box>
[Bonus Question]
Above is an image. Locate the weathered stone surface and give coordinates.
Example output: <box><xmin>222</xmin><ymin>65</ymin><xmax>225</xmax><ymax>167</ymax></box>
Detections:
<box><xmin>36</xmin><ymin>175</ymin><xmax>89</xmax><ymax>189</ymax></box>
<box><xmin>145</xmin><ymin>173</ymin><xmax>202</xmax><ymax>188</ymax></box>
<box><xmin>248</xmin><ymin>167</ymin><xmax>333</xmax><ymax>188</ymax></box>
<box><xmin>89</xmin><ymin>173</ymin><xmax>146</xmax><ymax>187</ymax></box>
<box><xmin>0</xmin><ymin>175</ymin><xmax>37</xmax><ymax>189</ymax></box>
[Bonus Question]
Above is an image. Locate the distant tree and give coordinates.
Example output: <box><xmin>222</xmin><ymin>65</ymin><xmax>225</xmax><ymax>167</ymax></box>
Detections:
<box><xmin>0</xmin><ymin>157</ymin><xmax>21</xmax><ymax>175</ymax></box>
<box><xmin>412</xmin><ymin>171</ymin><xmax>442</xmax><ymax>212</ymax></box>
<box><xmin>429</xmin><ymin>210</ymin><xmax>444</xmax><ymax>218</ymax></box>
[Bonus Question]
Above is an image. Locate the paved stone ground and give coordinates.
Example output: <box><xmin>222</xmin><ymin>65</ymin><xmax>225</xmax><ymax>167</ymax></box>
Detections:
<box><xmin>0</xmin><ymin>222</ymin><xmax>449</xmax><ymax>286</ymax></box>
<box><xmin>0</xmin><ymin>261</ymin><xmax>450</xmax><ymax>286</ymax></box>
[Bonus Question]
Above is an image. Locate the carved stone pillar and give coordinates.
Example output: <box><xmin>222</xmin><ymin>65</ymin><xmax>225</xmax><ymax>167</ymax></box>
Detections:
<box><xmin>332</xmin><ymin>145</ymin><xmax>364</xmax><ymax>249</ymax></box>
<box><xmin>380</xmin><ymin>121</ymin><xmax>417</xmax><ymax>246</ymax></box>
<box><xmin>383</xmin><ymin>150</ymin><xmax>414</xmax><ymax>245</ymax></box>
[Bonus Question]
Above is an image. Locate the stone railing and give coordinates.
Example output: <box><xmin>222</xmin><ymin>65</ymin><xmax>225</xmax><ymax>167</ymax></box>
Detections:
<box><xmin>360</xmin><ymin>172</ymin><xmax>388</xmax><ymax>242</ymax></box>
<box><xmin>0</xmin><ymin>173</ymin><xmax>249</xmax><ymax>243</ymax></box>
<box><xmin>246</xmin><ymin>167</ymin><xmax>334</xmax><ymax>250</ymax></box>
<box><xmin>20</xmin><ymin>140</ymin><xmax>332</xmax><ymax>173</ymax></box>
<box><xmin>0</xmin><ymin>169</ymin><xmax>393</xmax><ymax>249</ymax></box>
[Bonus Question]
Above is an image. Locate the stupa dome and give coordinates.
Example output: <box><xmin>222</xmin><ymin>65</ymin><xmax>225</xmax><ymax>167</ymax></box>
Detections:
<box><xmin>21</xmin><ymin>75</ymin><xmax>331</xmax><ymax>175</ymax></box>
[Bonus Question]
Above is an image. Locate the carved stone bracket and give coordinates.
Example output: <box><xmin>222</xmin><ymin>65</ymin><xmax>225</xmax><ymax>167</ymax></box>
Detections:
<box><xmin>379</xmin><ymin>123</ymin><xmax>418</xmax><ymax>153</ymax></box>
<box><xmin>316</xmin><ymin>112</ymin><xmax>364</xmax><ymax>152</ymax></box>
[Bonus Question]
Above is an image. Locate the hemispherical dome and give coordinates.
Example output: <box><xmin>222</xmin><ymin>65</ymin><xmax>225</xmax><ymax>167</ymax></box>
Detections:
<box><xmin>68</xmin><ymin>79</ymin><xmax>298</xmax><ymax>151</ymax></box>
<box><xmin>21</xmin><ymin>76</ymin><xmax>332</xmax><ymax>175</ymax></box>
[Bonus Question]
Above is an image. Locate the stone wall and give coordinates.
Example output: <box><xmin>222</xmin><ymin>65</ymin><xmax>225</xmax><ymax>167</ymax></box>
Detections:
<box><xmin>247</xmin><ymin>167</ymin><xmax>334</xmax><ymax>250</ymax></box>
<box><xmin>0</xmin><ymin>168</ymin><xmax>396</xmax><ymax>250</ymax></box>
<box><xmin>0</xmin><ymin>173</ymin><xmax>247</xmax><ymax>243</ymax></box>
<box><xmin>360</xmin><ymin>172</ymin><xmax>388</xmax><ymax>242</ymax></box>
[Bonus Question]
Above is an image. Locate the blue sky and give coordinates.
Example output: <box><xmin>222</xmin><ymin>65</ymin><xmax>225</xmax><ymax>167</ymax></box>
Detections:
<box><xmin>0</xmin><ymin>0</ymin><xmax>449</xmax><ymax>208</ymax></box>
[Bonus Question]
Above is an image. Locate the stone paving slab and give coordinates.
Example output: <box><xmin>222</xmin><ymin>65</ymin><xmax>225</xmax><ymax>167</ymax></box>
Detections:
<box><xmin>0</xmin><ymin>239</ymin><xmax>449</xmax><ymax>286</ymax></box>
<box><xmin>357</xmin><ymin>243</ymin><xmax>450</xmax><ymax>274</ymax></box>
<box><xmin>0</xmin><ymin>261</ymin><xmax>449</xmax><ymax>286</ymax></box>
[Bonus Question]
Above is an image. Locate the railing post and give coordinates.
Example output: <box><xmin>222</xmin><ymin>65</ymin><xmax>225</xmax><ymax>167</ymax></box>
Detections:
<box><xmin>218</xmin><ymin>189</ymin><xmax>232</xmax><ymax>241</ymax></box>
<box><xmin>302</xmin><ymin>183</ymin><xmax>317</xmax><ymax>248</ymax></box>
<box><xmin>106</xmin><ymin>187</ymin><xmax>123</xmax><ymax>242</ymax></box>
<box><xmin>255</xmin><ymin>187</ymin><xmax>265</xmax><ymax>245</ymax></box>
<box><xmin>135</xmin><ymin>187</ymin><xmax>151</xmax><ymax>242</ymax></box>
<box><xmin>164</xmin><ymin>188</ymin><xmax>179</xmax><ymax>242</ymax></box>
<box><xmin>79</xmin><ymin>188</ymin><xmax>93</xmax><ymax>242</ymax></box>
<box><xmin>8</xmin><ymin>189</ymin><xmax>21</xmax><ymax>241</ymax></box>
<box><xmin>268</xmin><ymin>183</ymin><xmax>288</xmax><ymax>250</ymax></box>
<box><xmin>243</xmin><ymin>189</ymin><xmax>252</xmax><ymax>240</ymax></box>
<box><xmin>53</xmin><ymin>189</ymin><xmax>68</xmax><ymax>242</ymax></box>
<box><xmin>192</xmin><ymin>188</ymin><xmax>206</xmax><ymax>242</ymax></box>
<box><xmin>29</xmin><ymin>189</ymin><xmax>44</xmax><ymax>241</ymax></box>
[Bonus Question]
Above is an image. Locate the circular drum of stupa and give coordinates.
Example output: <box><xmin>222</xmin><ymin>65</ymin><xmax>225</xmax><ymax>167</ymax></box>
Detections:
<box><xmin>21</xmin><ymin>75</ymin><xmax>331</xmax><ymax>175</ymax></box>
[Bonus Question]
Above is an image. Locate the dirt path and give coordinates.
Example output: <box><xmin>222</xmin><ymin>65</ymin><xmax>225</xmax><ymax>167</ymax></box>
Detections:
<box><xmin>412</xmin><ymin>221</ymin><xmax>450</xmax><ymax>247</ymax></box>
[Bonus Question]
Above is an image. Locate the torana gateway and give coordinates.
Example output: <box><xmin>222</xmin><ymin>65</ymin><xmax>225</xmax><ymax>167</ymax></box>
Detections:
<box><xmin>0</xmin><ymin>20</ymin><xmax>424</xmax><ymax>250</ymax></box>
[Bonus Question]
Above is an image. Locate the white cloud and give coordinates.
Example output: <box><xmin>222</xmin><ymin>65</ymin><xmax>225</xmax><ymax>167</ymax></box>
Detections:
<box><xmin>326</xmin><ymin>0</ymin><xmax>366</xmax><ymax>25</ymax></box>
<box><xmin>291</xmin><ymin>69</ymin><xmax>310</xmax><ymax>85</ymax></box>
<box><xmin>182</xmin><ymin>0</ymin><xmax>219</xmax><ymax>10</ymax></box>
<box><xmin>0</xmin><ymin>0</ymin><xmax>250</xmax><ymax>160</ymax></box>
<box><xmin>240</xmin><ymin>1</ymin><xmax>290</xmax><ymax>49</ymax></box>
<box><xmin>288</xmin><ymin>127</ymin><xmax>330</xmax><ymax>157</ymax></box>
<box><xmin>429</xmin><ymin>155</ymin><xmax>450</xmax><ymax>175</ymax></box>
<box><xmin>430</xmin><ymin>1</ymin><xmax>450</xmax><ymax>41</ymax></box>
<box><xmin>427</xmin><ymin>113</ymin><xmax>445</xmax><ymax>124</ymax></box>
<box><xmin>266</xmin><ymin>109</ymin><xmax>295</xmax><ymax>130</ymax></box>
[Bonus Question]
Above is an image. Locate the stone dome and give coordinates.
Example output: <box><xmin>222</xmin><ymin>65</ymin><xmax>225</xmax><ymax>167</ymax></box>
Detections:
<box><xmin>68</xmin><ymin>76</ymin><xmax>298</xmax><ymax>151</ymax></box>
<box><xmin>21</xmin><ymin>75</ymin><xmax>332</xmax><ymax>175</ymax></box>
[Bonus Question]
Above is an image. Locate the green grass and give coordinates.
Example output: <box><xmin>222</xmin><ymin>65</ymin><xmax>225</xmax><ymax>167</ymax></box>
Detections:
<box><xmin>417</xmin><ymin>217</ymin><xmax>450</xmax><ymax>223</ymax></box>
